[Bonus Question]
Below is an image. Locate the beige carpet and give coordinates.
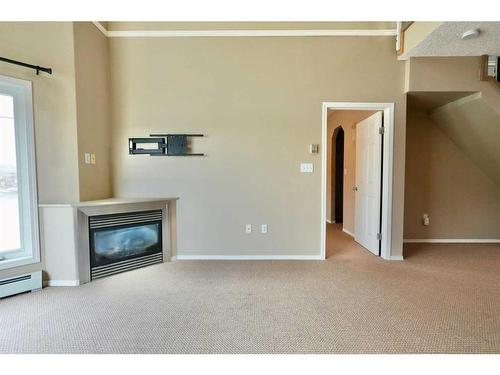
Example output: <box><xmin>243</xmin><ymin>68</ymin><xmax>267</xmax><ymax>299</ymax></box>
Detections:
<box><xmin>1</xmin><ymin>224</ymin><xmax>499</xmax><ymax>354</ymax></box>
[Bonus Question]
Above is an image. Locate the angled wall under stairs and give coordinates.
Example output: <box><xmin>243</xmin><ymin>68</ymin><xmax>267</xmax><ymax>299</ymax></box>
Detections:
<box><xmin>430</xmin><ymin>92</ymin><xmax>500</xmax><ymax>188</ymax></box>
<box><xmin>405</xmin><ymin>57</ymin><xmax>500</xmax><ymax>240</ymax></box>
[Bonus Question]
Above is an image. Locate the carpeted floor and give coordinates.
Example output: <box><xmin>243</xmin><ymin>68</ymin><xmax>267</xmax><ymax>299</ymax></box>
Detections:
<box><xmin>1</xmin><ymin>223</ymin><xmax>499</xmax><ymax>354</ymax></box>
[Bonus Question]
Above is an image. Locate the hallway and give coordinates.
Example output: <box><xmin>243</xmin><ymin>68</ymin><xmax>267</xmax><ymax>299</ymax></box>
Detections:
<box><xmin>325</xmin><ymin>223</ymin><xmax>376</xmax><ymax>259</ymax></box>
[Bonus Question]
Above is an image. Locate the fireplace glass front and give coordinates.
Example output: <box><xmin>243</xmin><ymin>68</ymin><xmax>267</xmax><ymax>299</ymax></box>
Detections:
<box><xmin>89</xmin><ymin>210</ymin><xmax>163</xmax><ymax>279</ymax></box>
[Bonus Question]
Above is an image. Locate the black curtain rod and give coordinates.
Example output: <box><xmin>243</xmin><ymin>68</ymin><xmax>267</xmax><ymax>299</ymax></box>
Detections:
<box><xmin>0</xmin><ymin>56</ymin><xmax>52</xmax><ymax>75</ymax></box>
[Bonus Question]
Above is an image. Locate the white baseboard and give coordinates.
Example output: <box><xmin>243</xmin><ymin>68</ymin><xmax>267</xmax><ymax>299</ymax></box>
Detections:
<box><xmin>342</xmin><ymin>228</ymin><xmax>355</xmax><ymax>238</ymax></box>
<box><xmin>175</xmin><ymin>255</ymin><xmax>323</xmax><ymax>260</ymax></box>
<box><xmin>326</xmin><ymin>219</ymin><xmax>333</xmax><ymax>224</ymax></box>
<box><xmin>44</xmin><ymin>280</ymin><xmax>80</xmax><ymax>287</ymax></box>
<box><xmin>404</xmin><ymin>239</ymin><xmax>500</xmax><ymax>244</ymax></box>
<box><xmin>384</xmin><ymin>255</ymin><xmax>404</xmax><ymax>261</ymax></box>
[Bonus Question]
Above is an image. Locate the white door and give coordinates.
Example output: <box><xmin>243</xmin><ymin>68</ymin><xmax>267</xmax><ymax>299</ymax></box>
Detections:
<box><xmin>354</xmin><ymin>111</ymin><xmax>383</xmax><ymax>255</ymax></box>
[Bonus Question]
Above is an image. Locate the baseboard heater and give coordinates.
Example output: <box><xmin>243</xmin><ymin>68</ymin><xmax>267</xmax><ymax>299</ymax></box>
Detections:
<box><xmin>0</xmin><ymin>271</ymin><xmax>42</xmax><ymax>299</ymax></box>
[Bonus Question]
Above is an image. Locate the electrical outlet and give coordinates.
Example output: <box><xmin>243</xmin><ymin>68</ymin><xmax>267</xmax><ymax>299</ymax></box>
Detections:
<box><xmin>90</xmin><ymin>153</ymin><xmax>96</xmax><ymax>165</ymax></box>
<box><xmin>261</xmin><ymin>224</ymin><xmax>268</xmax><ymax>234</ymax></box>
<box><xmin>245</xmin><ymin>224</ymin><xmax>252</xmax><ymax>234</ymax></box>
<box><xmin>84</xmin><ymin>153</ymin><xmax>91</xmax><ymax>164</ymax></box>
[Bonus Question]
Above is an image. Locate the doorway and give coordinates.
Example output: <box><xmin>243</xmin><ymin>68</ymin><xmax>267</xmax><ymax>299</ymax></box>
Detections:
<box><xmin>321</xmin><ymin>102</ymin><xmax>395</xmax><ymax>260</ymax></box>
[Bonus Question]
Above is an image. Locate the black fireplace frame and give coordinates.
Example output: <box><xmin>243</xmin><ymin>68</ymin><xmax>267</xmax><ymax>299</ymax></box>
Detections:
<box><xmin>88</xmin><ymin>210</ymin><xmax>163</xmax><ymax>277</ymax></box>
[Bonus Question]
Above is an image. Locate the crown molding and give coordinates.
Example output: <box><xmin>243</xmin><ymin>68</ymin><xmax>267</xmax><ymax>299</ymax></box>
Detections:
<box><xmin>91</xmin><ymin>21</ymin><xmax>108</xmax><ymax>36</ymax></box>
<box><xmin>91</xmin><ymin>23</ymin><xmax>397</xmax><ymax>38</ymax></box>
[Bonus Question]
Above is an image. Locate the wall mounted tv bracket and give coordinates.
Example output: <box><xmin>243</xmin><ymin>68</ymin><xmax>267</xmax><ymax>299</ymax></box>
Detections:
<box><xmin>129</xmin><ymin>134</ymin><xmax>204</xmax><ymax>156</ymax></box>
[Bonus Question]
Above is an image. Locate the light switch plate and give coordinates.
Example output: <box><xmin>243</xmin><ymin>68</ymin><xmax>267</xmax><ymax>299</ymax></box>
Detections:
<box><xmin>261</xmin><ymin>224</ymin><xmax>268</xmax><ymax>234</ymax></box>
<box><xmin>90</xmin><ymin>153</ymin><xmax>96</xmax><ymax>165</ymax></box>
<box><xmin>309</xmin><ymin>144</ymin><xmax>319</xmax><ymax>154</ymax></box>
<box><xmin>84</xmin><ymin>153</ymin><xmax>91</xmax><ymax>164</ymax></box>
<box><xmin>300</xmin><ymin>163</ymin><xmax>313</xmax><ymax>173</ymax></box>
<box><xmin>245</xmin><ymin>224</ymin><xmax>252</xmax><ymax>234</ymax></box>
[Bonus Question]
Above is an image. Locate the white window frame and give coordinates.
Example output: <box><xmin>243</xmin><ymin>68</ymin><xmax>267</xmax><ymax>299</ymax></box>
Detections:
<box><xmin>0</xmin><ymin>75</ymin><xmax>40</xmax><ymax>270</ymax></box>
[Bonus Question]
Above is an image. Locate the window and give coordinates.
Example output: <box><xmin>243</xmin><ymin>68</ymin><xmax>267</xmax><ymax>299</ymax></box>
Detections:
<box><xmin>0</xmin><ymin>75</ymin><xmax>39</xmax><ymax>270</ymax></box>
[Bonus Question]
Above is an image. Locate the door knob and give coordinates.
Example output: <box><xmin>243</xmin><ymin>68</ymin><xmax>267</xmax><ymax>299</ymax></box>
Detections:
<box><xmin>353</xmin><ymin>187</ymin><xmax>358</xmax><ymax>191</ymax></box>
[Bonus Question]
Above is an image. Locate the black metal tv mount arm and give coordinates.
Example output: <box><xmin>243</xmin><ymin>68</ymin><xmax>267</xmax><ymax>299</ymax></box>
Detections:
<box><xmin>129</xmin><ymin>134</ymin><xmax>204</xmax><ymax>156</ymax></box>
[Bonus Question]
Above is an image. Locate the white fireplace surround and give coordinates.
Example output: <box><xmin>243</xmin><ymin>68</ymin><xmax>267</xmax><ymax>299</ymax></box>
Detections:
<box><xmin>39</xmin><ymin>198</ymin><xmax>178</xmax><ymax>286</ymax></box>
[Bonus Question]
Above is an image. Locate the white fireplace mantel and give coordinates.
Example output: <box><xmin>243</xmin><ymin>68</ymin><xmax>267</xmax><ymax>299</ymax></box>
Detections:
<box><xmin>39</xmin><ymin>198</ymin><xmax>178</xmax><ymax>286</ymax></box>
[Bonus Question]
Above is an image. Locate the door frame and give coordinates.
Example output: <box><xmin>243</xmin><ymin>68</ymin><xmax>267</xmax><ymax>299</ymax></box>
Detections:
<box><xmin>321</xmin><ymin>102</ymin><xmax>395</xmax><ymax>260</ymax></box>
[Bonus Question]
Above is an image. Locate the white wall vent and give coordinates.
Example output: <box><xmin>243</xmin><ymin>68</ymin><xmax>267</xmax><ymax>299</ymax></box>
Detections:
<box><xmin>0</xmin><ymin>271</ymin><xmax>42</xmax><ymax>299</ymax></box>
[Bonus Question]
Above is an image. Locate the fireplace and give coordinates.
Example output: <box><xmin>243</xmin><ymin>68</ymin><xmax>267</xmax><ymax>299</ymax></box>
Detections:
<box><xmin>89</xmin><ymin>210</ymin><xmax>163</xmax><ymax>280</ymax></box>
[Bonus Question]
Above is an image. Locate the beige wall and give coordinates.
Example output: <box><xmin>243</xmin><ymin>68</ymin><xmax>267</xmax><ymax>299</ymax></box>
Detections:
<box><xmin>74</xmin><ymin>22</ymin><xmax>113</xmax><ymax>201</ymax></box>
<box><xmin>326</xmin><ymin>110</ymin><xmax>375</xmax><ymax>234</ymax></box>
<box><xmin>430</xmin><ymin>93</ymin><xmax>500</xmax><ymax>187</ymax></box>
<box><xmin>0</xmin><ymin>22</ymin><xmax>80</xmax><ymax>204</ymax></box>
<box><xmin>0</xmin><ymin>22</ymin><xmax>113</xmax><ymax>280</ymax></box>
<box><xmin>0</xmin><ymin>23</ymin><xmax>408</xmax><ymax>278</ymax></box>
<box><xmin>404</xmin><ymin>110</ymin><xmax>500</xmax><ymax>239</ymax></box>
<box><xmin>0</xmin><ymin>22</ymin><xmax>79</xmax><ymax>280</ymax></box>
<box><xmin>109</xmin><ymin>36</ymin><xmax>406</xmax><ymax>257</ymax></box>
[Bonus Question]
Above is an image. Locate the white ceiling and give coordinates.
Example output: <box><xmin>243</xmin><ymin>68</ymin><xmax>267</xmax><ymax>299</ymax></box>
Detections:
<box><xmin>404</xmin><ymin>22</ymin><xmax>500</xmax><ymax>58</ymax></box>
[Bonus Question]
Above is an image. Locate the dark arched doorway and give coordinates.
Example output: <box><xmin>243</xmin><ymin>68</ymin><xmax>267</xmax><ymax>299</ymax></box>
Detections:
<box><xmin>333</xmin><ymin>127</ymin><xmax>344</xmax><ymax>223</ymax></box>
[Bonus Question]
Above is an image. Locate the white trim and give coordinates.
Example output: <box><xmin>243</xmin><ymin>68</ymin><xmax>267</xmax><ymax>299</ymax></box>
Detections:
<box><xmin>387</xmin><ymin>255</ymin><xmax>404</xmax><ymax>261</ymax></box>
<box><xmin>38</xmin><ymin>203</ymin><xmax>73</xmax><ymax>208</ymax></box>
<box><xmin>91</xmin><ymin>21</ymin><xmax>108</xmax><ymax>37</ymax></box>
<box><xmin>326</xmin><ymin>219</ymin><xmax>334</xmax><ymax>224</ymax></box>
<box><xmin>175</xmin><ymin>255</ymin><xmax>323</xmax><ymax>260</ymax></box>
<box><xmin>44</xmin><ymin>280</ymin><xmax>80</xmax><ymax>287</ymax></box>
<box><xmin>342</xmin><ymin>228</ymin><xmax>355</xmax><ymax>238</ymax></box>
<box><xmin>170</xmin><ymin>256</ymin><xmax>177</xmax><ymax>261</ymax></box>
<box><xmin>107</xmin><ymin>29</ymin><xmax>397</xmax><ymax>38</ymax></box>
<box><xmin>91</xmin><ymin>26</ymin><xmax>397</xmax><ymax>39</ymax></box>
<box><xmin>321</xmin><ymin>102</ymin><xmax>395</xmax><ymax>261</ymax></box>
<box><xmin>396</xmin><ymin>21</ymin><xmax>402</xmax><ymax>52</ymax></box>
<box><xmin>321</xmin><ymin>104</ymin><xmax>328</xmax><ymax>260</ymax></box>
<box><xmin>404</xmin><ymin>239</ymin><xmax>500</xmax><ymax>244</ymax></box>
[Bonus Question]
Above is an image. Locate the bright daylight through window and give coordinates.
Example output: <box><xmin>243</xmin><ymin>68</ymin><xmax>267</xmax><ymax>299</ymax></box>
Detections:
<box><xmin>0</xmin><ymin>93</ymin><xmax>21</xmax><ymax>255</ymax></box>
<box><xmin>0</xmin><ymin>75</ymin><xmax>38</xmax><ymax>270</ymax></box>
